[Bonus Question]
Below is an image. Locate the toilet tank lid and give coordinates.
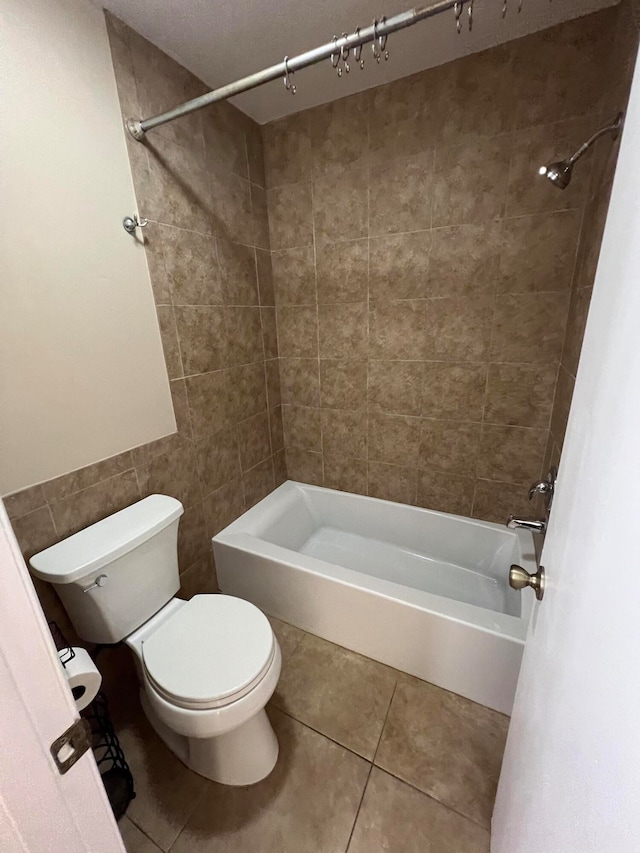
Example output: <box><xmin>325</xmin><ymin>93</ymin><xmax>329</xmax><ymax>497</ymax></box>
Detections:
<box><xmin>29</xmin><ymin>495</ymin><xmax>184</xmax><ymax>584</ymax></box>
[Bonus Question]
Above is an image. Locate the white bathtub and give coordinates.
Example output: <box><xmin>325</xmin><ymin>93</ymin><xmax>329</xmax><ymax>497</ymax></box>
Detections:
<box><xmin>213</xmin><ymin>481</ymin><xmax>536</xmax><ymax>714</ymax></box>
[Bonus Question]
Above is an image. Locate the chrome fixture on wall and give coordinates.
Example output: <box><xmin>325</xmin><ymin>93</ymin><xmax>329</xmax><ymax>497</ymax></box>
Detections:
<box><xmin>539</xmin><ymin>112</ymin><xmax>624</xmax><ymax>189</ymax></box>
<box><xmin>507</xmin><ymin>467</ymin><xmax>557</xmax><ymax>533</ymax></box>
<box><xmin>507</xmin><ymin>516</ymin><xmax>546</xmax><ymax>533</ymax></box>
<box><xmin>122</xmin><ymin>213</ymin><xmax>148</xmax><ymax>234</ymax></box>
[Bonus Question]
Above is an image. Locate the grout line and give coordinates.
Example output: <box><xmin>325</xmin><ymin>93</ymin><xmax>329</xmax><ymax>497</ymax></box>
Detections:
<box><xmin>474</xmin><ymin>238</ymin><xmax>501</xmax><ymax>517</ymax></box>
<box><xmin>274</xmin><ymin>692</ymin><xmax>496</xmax><ymax>849</ymax></box>
<box><xmin>162</xmin><ymin>290</ymin><xmax>573</xmax><ymax>309</ymax></box>
<box><xmin>132</xmin><ymin>466</ymin><xmax>143</xmax><ymax>499</ymax></box>
<box><xmin>372</xmin><ymin>678</ymin><xmax>398</xmax><ymax>765</ymax></box>
<box><xmin>544</xmin><ymin>360</ymin><xmax>563</xmax><ymax>439</ymax></box>
<box><xmin>242</xmin><ymin>128</ymin><xmax>251</xmax><ymax>188</ymax></box>
<box><xmin>364</xmin><ymin>91</ymin><xmax>372</xmax><ymax>498</ymax></box>
<box><xmin>166</xmin><ymin>777</ymin><xmax>212</xmax><ymax>853</ymax></box>
<box><xmin>272</xmin><ymin>705</ymin><xmax>371</xmax><ymax>762</ymax></box>
<box><xmin>46</xmin><ymin>504</ymin><xmax>60</xmax><ymax>541</ymax></box>
<box><xmin>370</xmin><ymin>762</ymin><xmax>494</xmax><ymax>834</ymax></box>
<box><xmin>344</xmin><ymin>763</ymin><xmax>374</xmax><ymax>853</ymax></box>
<box><xmin>309</xmin><ymin>149</ymin><xmax>323</xmax><ymax>486</ymax></box>
<box><xmin>126</xmin><ymin>816</ymin><xmax>165</xmax><ymax>851</ymax></box>
<box><xmin>256</xmin><ymin>207</ymin><xmax>585</xmax><ymax>248</ymax></box>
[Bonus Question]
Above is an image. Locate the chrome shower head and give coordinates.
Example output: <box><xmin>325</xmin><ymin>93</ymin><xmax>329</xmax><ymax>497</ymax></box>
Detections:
<box><xmin>539</xmin><ymin>112</ymin><xmax>624</xmax><ymax>190</ymax></box>
<box><xmin>538</xmin><ymin>160</ymin><xmax>573</xmax><ymax>189</ymax></box>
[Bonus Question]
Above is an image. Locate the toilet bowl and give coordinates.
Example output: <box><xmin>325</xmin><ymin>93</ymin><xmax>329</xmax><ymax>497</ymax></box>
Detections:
<box><xmin>28</xmin><ymin>494</ymin><xmax>281</xmax><ymax>786</ymax></box>
<box><xmin>126</xmin><ymin>595</ymin><xmax>282</xmax><ymax>784</ymax></box>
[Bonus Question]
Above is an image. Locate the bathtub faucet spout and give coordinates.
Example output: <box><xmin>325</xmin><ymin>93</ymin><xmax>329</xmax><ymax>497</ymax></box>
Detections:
<box><xmin>506</xmin><ymin>516</ymin><xmax>547</xmax><ymax>533</ymax></box>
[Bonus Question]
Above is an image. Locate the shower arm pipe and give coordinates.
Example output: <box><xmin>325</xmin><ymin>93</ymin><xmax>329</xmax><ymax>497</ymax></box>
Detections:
<box><xmin>126</xmin><ymin>0</ymin><xmax>467</xmax><ymax>140</ymax></box>
<box><xmin>566</xmin><ymin>113</ymin><xmax>624</xmax><ymax>167</ymax></box>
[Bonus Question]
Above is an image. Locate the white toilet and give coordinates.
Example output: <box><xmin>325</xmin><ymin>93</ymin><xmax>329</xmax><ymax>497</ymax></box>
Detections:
<box><xmin>29</xmin><ymin>494</ymin><xmax>281</xmax><ymax>786</ymax></box>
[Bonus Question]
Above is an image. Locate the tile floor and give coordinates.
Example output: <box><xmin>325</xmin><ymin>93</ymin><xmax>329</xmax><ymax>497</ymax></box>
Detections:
<box><xmin>115</xmin><ymin>616</ymin><xmax>509</xmax><ymax>852</ymax></box>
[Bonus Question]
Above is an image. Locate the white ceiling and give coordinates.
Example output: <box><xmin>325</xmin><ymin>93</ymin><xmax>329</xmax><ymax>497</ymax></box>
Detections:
<box><xmin>100</xmin><ymin>0</ymin><xmax>618</xmax><ymax>124</ymax></box>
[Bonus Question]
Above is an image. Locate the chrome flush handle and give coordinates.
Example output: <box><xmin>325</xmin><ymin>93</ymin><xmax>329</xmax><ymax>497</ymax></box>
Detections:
<box><xmin>83</xmin><ymin>574</ymin><xmax>108</xmax><ymax>593</ymax></box>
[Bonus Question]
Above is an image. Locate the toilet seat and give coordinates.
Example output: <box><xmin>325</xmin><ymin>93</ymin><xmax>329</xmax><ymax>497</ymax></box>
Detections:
<box><xmin>141</xmin><ymin>594</ymin><xmax>275</xmax><ymax>711</ymax></box>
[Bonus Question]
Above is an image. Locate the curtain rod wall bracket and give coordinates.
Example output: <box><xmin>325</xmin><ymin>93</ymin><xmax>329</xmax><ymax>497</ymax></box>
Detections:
<box><xmin>126</xmin><ymin>118</ymin><xmax>146</xmax><ymax>141</ymax></box>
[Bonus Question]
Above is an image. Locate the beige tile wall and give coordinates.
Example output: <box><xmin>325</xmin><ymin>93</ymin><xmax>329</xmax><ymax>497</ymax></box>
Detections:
<box><xmin>5</xmin><ymin>14</ymin><xmax>285</xmax><ymax>629</ymax></box>
<box><xmin>546</xmin><ymin>0</ymin><xmax>640</xmax><ymax>468</ymax></box>
<box><xmin>6</xmin><ymin>7</ymin><xmax>636</xmax><ymax>636</ymax></box>
<box><xmin>264</xmin><ymin>9</ymin><xmax>620</xmax><ymax>523</ymax></box>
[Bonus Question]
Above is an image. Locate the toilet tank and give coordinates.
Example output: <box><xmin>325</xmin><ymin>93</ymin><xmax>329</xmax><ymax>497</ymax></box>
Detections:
<box><xmin>30</xmin><ymin>495</ymin><xmax>184</xmax><ymax>644</ymax></box>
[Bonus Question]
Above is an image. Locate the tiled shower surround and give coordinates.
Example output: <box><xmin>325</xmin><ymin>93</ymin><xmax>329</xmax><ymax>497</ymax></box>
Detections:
<box><xmin>264</xmin><ymin>8</ymin><xmax>628</xmax><ymax>522</ymax></box>
<box><xmin>5</xmin><ymin>5</ymin><xmax>637</xmax><ymax>630</ymax></box>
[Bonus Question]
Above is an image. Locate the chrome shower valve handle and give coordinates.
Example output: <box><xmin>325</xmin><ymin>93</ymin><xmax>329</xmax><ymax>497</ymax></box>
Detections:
<box><xmin>528</xmin><ymin>480</ymin><xmax>553</xmax><ymax>500</ymax></box>
<box><xmin>506</xmin><ymin>467</ymin><xmax>557</xmax><ymax>532</ymax></box>
<box><xmin>528</xmin><ymin>466</ymin><xmax>557</xmax><ymax>508</ymax></box>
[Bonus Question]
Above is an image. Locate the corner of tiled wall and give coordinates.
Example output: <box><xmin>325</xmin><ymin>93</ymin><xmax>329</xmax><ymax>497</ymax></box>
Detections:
<box><xmin>102</xmin><ymin>13</ymin><xmax>288</xmax><ymax>579</ymax></box>
<box><xmin>261</xmin><ymin>7</ymin><xmax>627</xmax><ymax>524</ymax></box>
<box><xmin>4</xmin><ymin>13</ymin><xmax>288</xmax><ymax>627</ymax></box>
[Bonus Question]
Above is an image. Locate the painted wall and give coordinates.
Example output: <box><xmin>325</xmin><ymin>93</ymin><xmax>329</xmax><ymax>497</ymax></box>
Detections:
<box><xmin>263</xmin><ymin>9</ymin><xmax>619</xmax><ymax>523</ymax></box>
<box><xmin>5</xmin><ymin>12</ymin><xmax>282</xmax><ymax>623</ymax></box>
<box><xmin>0</xmin><ymin>0</ymin><xmax>175</xmax><ymax>496</ymax></box>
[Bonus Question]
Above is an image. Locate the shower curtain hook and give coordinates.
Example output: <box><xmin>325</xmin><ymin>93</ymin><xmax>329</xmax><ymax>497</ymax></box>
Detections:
<box><xmin>468</xmin><ymin>0</ymin><xmax>474</xmax><ymax>30</ymax></box>
<box><xmin>283</xmin><ymin>56</ymin><xmax>296</xmax><ymax>94</ymax></box>
<box><xmin>340</xmin><ymin>34</ymin><xmax>350</xmax><ymax>73</ymax></box>
<box><xmin>502</xmin><ymin>0</ymin><xmax>508</xmax><ymax>18</ymax></box>
<box><xmin>331</xmin><ymin>36</ymin><xmax>342</xmax><ymax>76</ymax></box>
<box><xmin>372</xmin><ymin>20</ymin><xmax>381</xmax><ymax>63</ymax></box>
<box><xmin>378</xmin><ymin>16</ymin><xmax>389</xmax><ymax>60</ymax></box>
<box><xmin>454</xmin><ymin>2</ymin><xmax>463</xmax><ymax>33</ymax></box>
<box><xmin>354</xmin><ymin>28</ymin><xmax>365</xmax><ymax>69</ymax></box>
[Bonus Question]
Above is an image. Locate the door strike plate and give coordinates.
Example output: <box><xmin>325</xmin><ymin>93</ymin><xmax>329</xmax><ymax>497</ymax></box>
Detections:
<box><xmin>50</xmin><ymin>718</ymin><xmax>92</xmax><ymax>775</ymax></box>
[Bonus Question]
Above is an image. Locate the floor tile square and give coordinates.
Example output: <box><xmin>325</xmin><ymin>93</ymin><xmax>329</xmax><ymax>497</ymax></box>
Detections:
<box><xmin>375</xmin><ymin>676</ymin><xmax>508</xmax><ymax>828</ymax></box>
<box><xmin>348</xmin><ymin>767</ymin><xmax>490</xmax><ymax>853</ymax></box>
<box><xmin>170</xmin><ymin>709</ymin><xmax>370</xmax><ymax>853</ymax></box>
<box><xmin>273</xmin><ymin>632</ymin><xmax>398</xmax><ymax>758</ymax></box>
<box><xmin>117</xmin><ymin>712</ymin><xmax>209</xmax><ymax>851</ymax></box>
<box><xmin>119</xmin><ymin>817</ymin><xmax>162</xmax><ymax>853</ymax></box>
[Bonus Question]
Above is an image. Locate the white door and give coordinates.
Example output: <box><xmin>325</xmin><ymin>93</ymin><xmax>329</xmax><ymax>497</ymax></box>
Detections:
<box><xmin>0</xmin><ymin>502</ymin><xmax>125</xmax><ymax>852</ymax></box>
<box><xmin>492</xmin><ymin>43</ymin><xmax>640</xmax><ymax>853</ymax></box>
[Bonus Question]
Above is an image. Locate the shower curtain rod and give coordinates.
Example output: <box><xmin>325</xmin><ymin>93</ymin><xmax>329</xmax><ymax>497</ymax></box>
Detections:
<box><xmin>126</xmin><ymin>0</ymin><xmax>469</xmax><ymax>140</ymax></box>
